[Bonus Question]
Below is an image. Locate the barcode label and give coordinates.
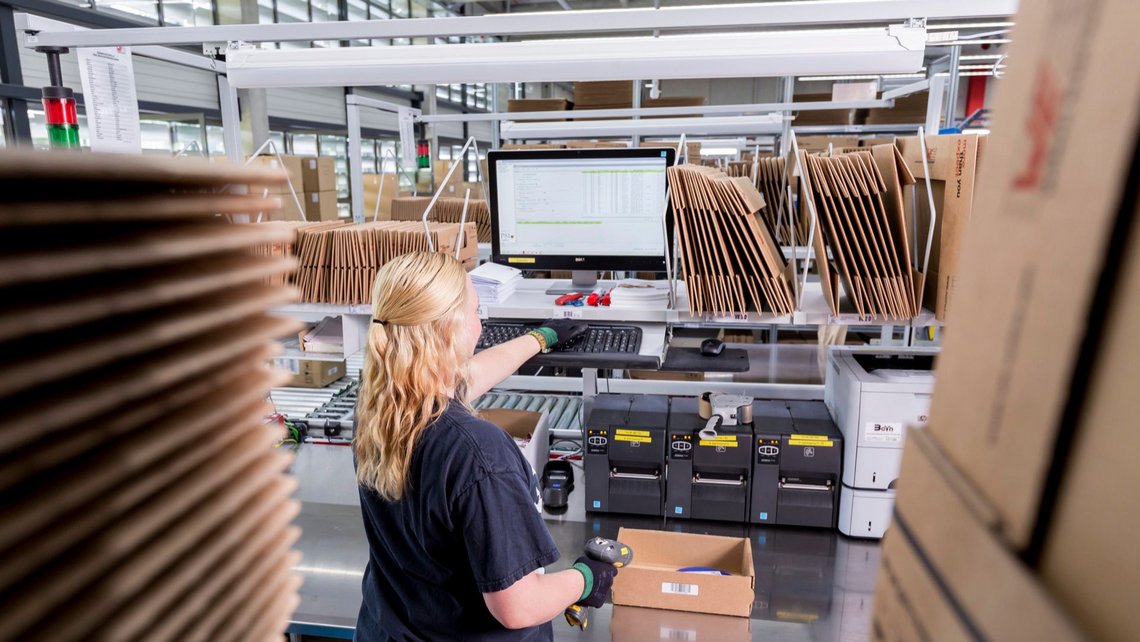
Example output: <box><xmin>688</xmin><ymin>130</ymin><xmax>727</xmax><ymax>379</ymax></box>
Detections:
<box><xmin>554</xmin><ymin>307</ymin><xmax>583</xmax><ymax>319</ymax></box>
<box><xmin>273</xmin><ymin>357</ymin><xmax>300</xmax><ymax>375</ymax></box>
<box><xmin>660</xmin><ymin>627</ymin><xmax>697</xmax><ymax>641</ymax></box>
<box><xmin>661</xmin><ymin>582</ymin><xmax>699</xmax><ymax>596</ymax></box>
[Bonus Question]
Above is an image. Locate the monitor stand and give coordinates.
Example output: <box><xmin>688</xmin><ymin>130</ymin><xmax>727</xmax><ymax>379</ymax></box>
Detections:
<box><xmin>545</xmin><ymin>270</ymin><xmax>614</xmax><ymax>296</ymax></box>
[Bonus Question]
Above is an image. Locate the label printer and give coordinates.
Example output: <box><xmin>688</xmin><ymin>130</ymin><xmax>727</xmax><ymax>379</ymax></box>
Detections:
<box><xmin>666</xmin><ymin>394</ymin><xmax>756</xmax><ymax>522</ymax></box>
<box><xmin>825</xmin><ymin>347</ymin><xmax>936</xmax><ymax>539</ymax></box>
<box><xmin>749</xmin><ymin>400</ymin><xmax>844</xmax><ymax>529</ymax></box>
<box><xmin>666</xmin><ymin>395</ymin><xmax>843</xmax><ymax>529</ymax></box>
<box><xmin>584</xmin><ymin>394</ymin><xmax>669</xmax><ymax>516</ymax></box>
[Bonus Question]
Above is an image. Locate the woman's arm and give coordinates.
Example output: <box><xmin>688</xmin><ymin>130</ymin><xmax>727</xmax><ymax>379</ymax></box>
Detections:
<box><xmin>467</xmin><ymin>334</ymin><xmax>542</xmax><ymax>402</ymax></box>
<box><xmin>482</xmin><ymin>568</ymin><xmax>584</xmax><ymax>630</ymax></box>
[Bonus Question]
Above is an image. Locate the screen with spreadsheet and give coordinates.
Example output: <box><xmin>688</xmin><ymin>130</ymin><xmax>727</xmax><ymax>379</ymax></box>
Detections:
<box><xmin>489</xmin><ymin>149</ymin><xmax>674</xmax><ymax>271</ymax></box>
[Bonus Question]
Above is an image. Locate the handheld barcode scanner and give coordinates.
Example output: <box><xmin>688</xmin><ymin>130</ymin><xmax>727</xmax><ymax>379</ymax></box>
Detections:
<box><xmin>564</xmin><ymin>537</ymin><xmax>633</xmax><ymax>630</ymax></box>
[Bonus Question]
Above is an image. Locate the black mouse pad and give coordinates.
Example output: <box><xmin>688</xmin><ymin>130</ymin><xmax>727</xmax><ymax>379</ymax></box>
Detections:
<box><xmin>660</xmin><ymin>347</ymin><xmax>750</xmax><ymax>373</ymax></box>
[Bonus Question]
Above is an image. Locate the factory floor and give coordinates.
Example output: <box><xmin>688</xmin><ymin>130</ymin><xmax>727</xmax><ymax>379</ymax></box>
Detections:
<box><xmin>288</xmin><ymin>445</ymin><xmax>879</xmax><ymax>641</ymax></box>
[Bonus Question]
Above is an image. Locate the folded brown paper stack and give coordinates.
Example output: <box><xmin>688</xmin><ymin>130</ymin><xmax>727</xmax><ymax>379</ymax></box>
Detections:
<box><xmin>798</xmin><ymin>146</ymin><xmax>923</xmax><ymax>320</ymax></box>
<box><xmin>252</xmin><ymin>220</ymin><xmax>347</xmax><ymax>288</ymax></box>
<box><xmin>293</xmin><ymin>220</ymin><xmax>479</xmax><ymax>304</ymax></box>
<box><xmin>752</xmin><ymin>155</ymin><xmax>809</xmax><ymax>246</ymax></box>
<box><xmin>667</xmin><ymin>163</ymin><xmax>796</xmax><ymax>316</ymax></box>
<box><xmin>390</xmin><ymin>195</ymin><xmax>492</xmax><ymax>243</ymax></box>
<box><xmin>0</xmin><ymin>149</ymin><xmax>302</xmax><ymax>642</ymax></box>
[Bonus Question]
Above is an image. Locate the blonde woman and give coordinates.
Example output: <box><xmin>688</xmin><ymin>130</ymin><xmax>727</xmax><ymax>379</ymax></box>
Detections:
<box><xmin>354</xmin><ymin>251</ymin><xmax>614</xmax><ymax>641</ymax></box>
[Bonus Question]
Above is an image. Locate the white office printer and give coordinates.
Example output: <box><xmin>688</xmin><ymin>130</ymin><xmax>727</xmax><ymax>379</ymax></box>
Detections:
<box><xmin>824</xmin><ymin>347</ymin><xmax>937</xmax><ymax>539</ymax></box>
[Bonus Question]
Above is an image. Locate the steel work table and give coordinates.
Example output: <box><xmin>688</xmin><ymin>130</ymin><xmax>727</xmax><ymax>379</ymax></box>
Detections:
<box><xmin>286</xmin><ymin>444</ymin><xmax>879</xmax><ymax>642</ymax></box>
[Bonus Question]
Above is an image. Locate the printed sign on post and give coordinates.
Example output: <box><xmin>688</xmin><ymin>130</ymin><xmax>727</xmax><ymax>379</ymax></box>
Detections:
<box><xmin>77</xmin><ymin>46</ymin><xmax>141</xmax><ymax>153</ymax></box>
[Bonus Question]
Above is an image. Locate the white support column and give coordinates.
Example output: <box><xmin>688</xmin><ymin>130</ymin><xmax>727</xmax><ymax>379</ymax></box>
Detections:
<box><xmin>347</xmin><ymin>98</ymin><xmax>366</xmax><ymax>224</ymax></box>
<box><xmin>925</xmin><ymin>75</ymin><xmax>946</xmax><ymax>135</ymax></box>
<box><xmin>630</xmin><ymin>79</ymin><xmax>641</xmax><ymax>147</ymax></box>
<box><xmin>217</xmin><ymin>74</ymin><xmax>243</xmax><ymax>162</ymax></box>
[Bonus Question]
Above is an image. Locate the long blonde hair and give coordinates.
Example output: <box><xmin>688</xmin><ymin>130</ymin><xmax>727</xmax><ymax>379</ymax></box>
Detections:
<box><xmin>355</xmin><ymin>251</ymin><xmax>472</xmax><ymax>500</ymax></box>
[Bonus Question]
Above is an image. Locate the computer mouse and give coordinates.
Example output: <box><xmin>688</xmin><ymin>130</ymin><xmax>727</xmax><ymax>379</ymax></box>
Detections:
<box><xmin>700</xmin><ymin>338</ymin><xmax>726</xmax><ymax>356</ymax></box>
<box><xmin>541</xmin><ymin>460</ymin><xmax>574</xmax><ymax>510</ymax></box>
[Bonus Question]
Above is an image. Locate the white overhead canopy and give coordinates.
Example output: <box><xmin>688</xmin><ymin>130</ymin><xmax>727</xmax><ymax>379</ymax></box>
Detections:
<box><xmin>500</xmin><ymin>114</ymin><xmax>786</xmax><ymax>139</ymax></box>
<box><xmin>225</xmin><ymin>25</ymin><xmax>926</xmax><ymax>89</ymax></box>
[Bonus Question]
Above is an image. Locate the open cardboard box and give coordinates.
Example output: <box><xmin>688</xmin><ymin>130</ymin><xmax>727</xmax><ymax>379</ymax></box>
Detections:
<box><xmin>611</xmin><ymin>528</ymin><xmax>755</xmax><ymax>618</ymax></box>
<box><xmin>478</xmin><ymin>408</ymin><xmax>549</xmax><ymax>478</ymax></box>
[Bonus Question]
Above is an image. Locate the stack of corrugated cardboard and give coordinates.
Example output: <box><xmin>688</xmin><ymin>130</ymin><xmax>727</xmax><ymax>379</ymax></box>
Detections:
<box><xmin>573</xmin><ymin>81</ymin><xmax>634</xmax><ymax>110</ymax></box>
<box><xmin>667</xmin><ymin>163</ymin><xmax>795</xmax><ymax>316</ymax></box>
<box><xmin>751</xmin><ymin>155</ymin><xmax>809</xmax><ymax>246</ymax></box>
<box><xmin>390</xmin><ymin>195</ymin><xmax>491</xmax><ymax>242</ymax></box>
<box><xmin>294</xmin><ymin>221</ymin><xmax>479</xmax><ymax>304</ymax></box>
<box><xmin>0</xmin><ymin>150</ymin><xmax>301</xmax><ymax>640</ymax></box>
<box><xmin>875</xmin><ymin>1</ymin><xmax>1139</xmax><ymax>640</ymax></box>
<box><xmin>798</xmin><ymin>146</ymin><xmax>923</xmax><ymax>320</ymax></box>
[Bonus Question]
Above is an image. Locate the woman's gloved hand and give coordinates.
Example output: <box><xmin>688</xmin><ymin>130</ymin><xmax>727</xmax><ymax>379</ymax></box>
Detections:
<box><xmin>571</xmin><ymin>556</ymin><xmax>618</xmax><ymax>608</ymax></box>
<box><xmin>539</xmin><ymin>318</ymin><xmax>589</xmax><ymax>348</ymax></box>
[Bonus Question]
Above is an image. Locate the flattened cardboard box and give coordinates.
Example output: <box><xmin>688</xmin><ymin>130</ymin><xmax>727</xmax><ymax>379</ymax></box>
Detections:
<box><xmin>300</xmin><ymin>156</ymin><xmax>337</xmax><ymax>192</ymax></box>
<box><xmin>884</xmin><ymin>427</ymin><xmax>1085</xmax><ymax>642</ymax></box>
<box><xmin>896</xmin><ymin>133</ymin><xmax>986</xmax><ymax>321</ymax></box>
<box><xmin>362</xmin><ymin>174</ymin><xmax>402</xmax><ymax>220</ymax></box>
<box><xmin>923</xmin><ymin>0</ymin><xmax>1140</xmax><ymax>550</ymax></box>
<box><xmin>611</xmin><ymin>528</ymin><xmax>754</xmax><ymax>618</ymax></box>
<box><xmin>273</xmin><ymin>355</ymin><xmax>345</xmax><ymax>388</ymax></box>
<box><xmin>1037</xmin><ymin>196</ymin><xmax>1140</xmax><ymax>642</ymax></box>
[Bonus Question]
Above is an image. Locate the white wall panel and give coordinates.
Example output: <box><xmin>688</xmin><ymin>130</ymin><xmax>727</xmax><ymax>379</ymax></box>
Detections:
<box><xmin>266</xmin><ymin>86</ymin><xmax>347</xmax><ymax>127</ymax></box>
<box><xmin>19</xmin><ymin>46</ymin><xmax>220</xmax><ymax>111</ymax></box>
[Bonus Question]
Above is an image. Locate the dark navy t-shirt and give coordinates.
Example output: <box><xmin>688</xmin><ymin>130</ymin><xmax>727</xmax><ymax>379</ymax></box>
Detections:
<box><xmin>355</xmin><ymin>402</ymin><xmax>560</xmax><ymax>641</ymax></box>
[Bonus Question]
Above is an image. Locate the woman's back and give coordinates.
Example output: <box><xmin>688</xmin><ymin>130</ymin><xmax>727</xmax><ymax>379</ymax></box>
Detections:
<box><xmin>355</xmin><ymin>402</ymin><xmax>559</xmax><ymax>642</ymax></box>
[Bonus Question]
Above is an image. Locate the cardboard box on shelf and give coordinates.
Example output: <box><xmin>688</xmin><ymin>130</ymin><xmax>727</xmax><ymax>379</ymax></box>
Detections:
<box><xmin>274</xmin><ymin>355</ymin><xmax>345</xmax><ymax>388</ymax></box>
<box><xmin>440</xmin><ymin>180</ymin><xmax>485</xmax><ymax>200</ymax></box>
<box><xmin>479</xmin><ymin>408</ymin><xmax>550</xmax><ymax>477</ymax></box>
<box><xmin>362</xmin><ymin>174</ymin><xmax>401</xmax><ymax>221</ymax></box>
<box><xmin>300</xmin><ymin>156</ymin><xmax>337</xmax><ymax>192</ymax></box>
<box><xmin>922</xmin><ymin>0</ymin><xmax>1140</xmax><ymax>551</ymax></box>
<box><xmin>247</xmin><ymin>154</ymin><xmax>305</xmax><ymax>195</ymax></box>
<box><xmin>881</xmin><ymin>427</ymin><xmax>1085</xmax><ymax>642</ymax></box>
<box><xmin>896</xmin><ymin>133</ymin><xmax>986</xmax><ymax>321</ymax></box>
<box><xmin>610</xmin><ymin>605</ymin><xmax>750</xmax><ymax>642</ymax></box>
<box><xmin>266</xmin><ymin>193</ymin><xmax>306</xmax><ymax>222</ymax></box>
<box><xmin>611</xmin><ymin>528</ymin><xmax>755</xmax><ymax>618</ymax></box>
<box><xmin>303</xmin><ymin>191</ymin><xmax>339</xmax><ymax>222</ymax></box>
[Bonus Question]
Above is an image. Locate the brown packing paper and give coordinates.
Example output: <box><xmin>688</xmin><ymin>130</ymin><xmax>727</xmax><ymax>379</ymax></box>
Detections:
<box><xmin>0</xmin><ymin>284</ymin><xmax>293</xmax><ymax>400</ymax></box>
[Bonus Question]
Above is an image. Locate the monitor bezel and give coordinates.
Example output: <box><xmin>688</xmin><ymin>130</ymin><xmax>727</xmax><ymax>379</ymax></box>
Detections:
<box><xmin>488</xmin><ymin>147</ymin><xmax>676</xmax><ymax>273</ymax></box>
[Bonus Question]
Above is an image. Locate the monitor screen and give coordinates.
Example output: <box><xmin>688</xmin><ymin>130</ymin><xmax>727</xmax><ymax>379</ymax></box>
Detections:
<box><xmin>489</xmin><ymin>148</ymin><xmax>675</xmax><ymax>272</ymax></box>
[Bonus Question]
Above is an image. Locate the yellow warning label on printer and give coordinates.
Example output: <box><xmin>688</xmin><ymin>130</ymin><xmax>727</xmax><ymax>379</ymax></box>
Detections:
<box><xmin>615</xmin><ymin>429</ymin><xmax>651</xmax><ymax>437</ymax></box>
<box><xmin>699</xmin><ymin>436</ymin><xmax>739</xmax><ymax>448</ymax></box>
<box><xmin>789</xmin><ymin>439</ymin><xmax>833</xmax><ymax>447</ymax></box>
<box><xmin>615</xmin><ymin>435</ymin><xmax>653</xmax><ymax>444</ymax></box>
<box><xmin>507</xmin><ymin>257</ymin><xmax>536</xmax><ymax>264</ymax></box>
<box><xmin>791</xmin><ymin>434</ymin><xmax>831</xmax><ymax>441</ymax></box>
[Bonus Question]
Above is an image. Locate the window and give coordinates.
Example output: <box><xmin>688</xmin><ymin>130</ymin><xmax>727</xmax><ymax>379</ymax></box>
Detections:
<box><xmin>163</xmin><ymin>0</ymin><xmax>214</xmax><ymax>26</ymax></box>
<box><xmin>290</xmin><ymin>133</ymin><xmax>319</xmax><ymax>156</ymax></box>
<box><xmin>318</xmin><ymin>134</ymin><xmax>349</xmax><ymax>198</ymax></box>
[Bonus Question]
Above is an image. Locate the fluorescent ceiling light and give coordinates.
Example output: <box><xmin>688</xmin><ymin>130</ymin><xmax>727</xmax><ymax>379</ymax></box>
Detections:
<box><xmin>927</xmin><ymin>21</ymin><xmax>1014</xmax><ymax>30</ymax></box>
<box><xmin>225</xmin><ymin>25</ymin><xmax>926</xmax><ymax>88</ymax></box>
<box><xmin>798</xmin><ymin>73</ymin><xmax>925</xmax><ymax>81</ymax></box>
<box><xmin>960</xmin><ymin>54</ymin><xmax>1005</xmax><ymax>60</ymax></box>
<box><xmin>933</xmin><ymin>38</ymin><xmax>1012</xmax><ymax>46</ymax></box>
<box><xmin>500</xmin><ymin>114</ymin><xmax>785</xmax><ymax>140</ymax></box>
<box><xmin>700</xmin><ymin>148</ymin><xmax>742</xmax><ymax>156</ymax></box>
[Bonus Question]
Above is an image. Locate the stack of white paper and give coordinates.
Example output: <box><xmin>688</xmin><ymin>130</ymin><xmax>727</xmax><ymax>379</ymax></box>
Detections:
<box><xmin>470</xmin><ymin>262</ymin><xmax>524</xmax><ymax>303</ymax></box>
<box><xmin>302</xmin><ymin>316</ymin><xmax>343</xmax><ymax>354</ymax></box>
<box><xmin>608</xmin><ymin>279</ymin><xmax>671</xmax><ymax>309</ymax></box>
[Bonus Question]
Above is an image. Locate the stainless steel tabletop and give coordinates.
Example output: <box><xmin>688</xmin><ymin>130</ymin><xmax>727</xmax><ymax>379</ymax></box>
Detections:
<box><xmin>288</xmin><ymin>444</ymin><xmax>879</xmax><ymax>642</ymax></box>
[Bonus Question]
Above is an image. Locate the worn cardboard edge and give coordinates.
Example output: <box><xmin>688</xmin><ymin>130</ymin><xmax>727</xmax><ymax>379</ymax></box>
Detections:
<box><xmin>1027</xmin><ymin>134</ymin><xmax>1140</xmax><ymax>564</ymax></box>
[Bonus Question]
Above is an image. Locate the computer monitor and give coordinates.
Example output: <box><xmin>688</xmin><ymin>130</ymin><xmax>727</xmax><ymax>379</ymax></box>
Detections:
<box><xmin>488</xmin><ymin>147</ymin><xmax>676</xmax><ymax>294</ymax></box>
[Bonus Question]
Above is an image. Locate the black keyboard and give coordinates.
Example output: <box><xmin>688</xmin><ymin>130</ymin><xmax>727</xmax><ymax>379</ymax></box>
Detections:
<box><xmin>477</xmin><ymin>322</ymin><xmax>642</xmax><ymax>355</ymax></box>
